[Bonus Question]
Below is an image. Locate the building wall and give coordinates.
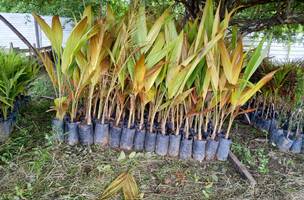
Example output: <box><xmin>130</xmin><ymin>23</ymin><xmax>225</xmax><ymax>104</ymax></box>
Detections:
<box><xmin>243</xmin><ymin>37</ymin><xmax>304</xmax><ymax>61</ymax></box>
<box><xmin>0</xmin><ymin>12</ymin><xmax>73</xmax><ymax>49</ymax></box>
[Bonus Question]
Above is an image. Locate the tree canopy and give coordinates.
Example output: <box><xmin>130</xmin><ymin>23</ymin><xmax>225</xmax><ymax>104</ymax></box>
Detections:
<box><xmin>178</xmin><ymin>0</ymin><xmax>304</xmax><ymax>42</ymax></box>
<box><xmin>0</xmin><ymin>0</ymin><xmax>303</xmax><ymax>41</ymax></box>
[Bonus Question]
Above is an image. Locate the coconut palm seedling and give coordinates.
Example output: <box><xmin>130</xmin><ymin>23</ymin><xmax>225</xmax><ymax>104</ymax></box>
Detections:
<box><xmin>0</xmin><ymin>50</ymin><xmax>39</xmax><ymax>142</ymax></box>
<box><xmin>75</xmin><ymin>27</ymin><xmax>110</xmax><ymax>145</ymax></box>
<box><xmin>209</xmin><ymin>35</ymin><xmax>278</xmax><ymax>160</ymax></box>
<box><xmin>33</xmin><ymin>7</ymin><xmax>99</xmax><ymax>142</ymax></box>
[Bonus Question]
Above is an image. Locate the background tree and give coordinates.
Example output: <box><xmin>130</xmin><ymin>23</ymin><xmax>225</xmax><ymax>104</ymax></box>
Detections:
<box><xmin>176</xmin><ymin>0</ymin><xmax>304</xmax><ymax>41</ymax></box>
<box><xmin>0</xmin><ymin>0</ymin><xmax>303</xmax><ymax>41</ymax></box>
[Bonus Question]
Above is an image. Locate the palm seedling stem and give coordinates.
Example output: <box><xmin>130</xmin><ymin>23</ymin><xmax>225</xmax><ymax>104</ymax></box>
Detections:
<box><xmin>217</xmin><ymin>109</ymin><xmax>225</xmax><ymax>134</ymax></box>
<box><xmin>86</xmin><ymin>84</ymin><xmax>95</xmax><ymax>125</ymax></box>
<box><xmin>128</xmin><ymin>95</ymin><xmax>135</xmax><ymax>128</ymax></box>
<box><xmin>149</xmin><ymin>112</ymin><xmax>156</xmax><ymax>133</ymax></box>
<box><xmin>107</xmin><ymin>94</ymin><xmax>115</xmax><ymax>121</ymax></box>
<box><xmin>161</xmin><ymin>113</ymin><xmax>166</xmax><ymax>135</ymax></box>
<box><xmin>137</xmin><ymin>103</ymin><xmax>140</xmax><ymax>121</ymax></box>
<box><xmin>211</xmin><ymin>117</ymin><xmax>218</xmax><ymax>140</ymax></box>
<box><xmin>178</xmin><ymin>105</ymin><xmax>184</xmax><ymax>135</ymax></box>
<box><xmin>92</xmin><ymin>91</ymin><xmax>99</xmax><ymax>118</ymax></box>
<box><xmin>225</xmin><ymin>112</ymin><xmax>234</xmax><ymax>139</ymax></box>
<box><xmin>53</xmin><ymin>53</ymin><xmax>61</xmax><ymax>96</ymax></box>
<box><xmin>296</xmin><ymin>121</ymin><xmax>300</xmax><ymax>136</ymax></box>
<box><xmin>204</xmin><ymin>112</ymin><xmax>209</xmax><ymax>133</ymax></box>
<box><xmin>148</xmin><ymin>103</ymin><xmax>152</xmax><ymax>125</ymax></box>
<box><xmin>138</xmin><ymin>103</ymin><xmax>144</xmax><ymax>130</ymax></box>
<box><xmin>184</xmin><ymin>102</ymin><xmax>189</xmax><ymax>138</ymax></box>
<box><xmin>149</xmin><ymin>94</ymin><xmax>163</xmax><ymax>133</ymax></box>
<box><xmin>175</xmin><ymin>105</ymin><xmax>180</xmax><ymax>135</ymax></box>
<box><xmin>158</xmin><ymin>110</ymin><xmax>162</xmax><ymax>124</ymax></box>
<box><xmin>101</xmin><ymin>73</ymin><xmax>118</xmax><ymax>124</ymax></box>
<box><xmin>171</xmin><ymin>107</ymin><xmax>175</xmax><ymax>131</ymax></box>
<box><xmin>97</xmin><ymin>78</ymin><xmax>108</xmax><ymax>120</ymax></box>
<box><xmin>97</xmin><ymin>94</ymin><xmax>104</xmax><ymax>120</ymax></box>
<box><xmin>211</xmin><ymin>103</ymin><xmax>220</xmax><ymax>140</ymax></box>
<box><xmin>194</xmin><ymin>115</ymin><xmax>198</xmax><ymax>133</ymax></box>
<box><xmin>2</xmin><ymin>108</ymin><xmax>8</xmax><ymax>121</ymax></box>
<box><xmin>197</xmin><ymin>113</ymin><xmax>203</xmax><ymax>140</ymax></box>
<box><xmin>71</xmin><ymin>100</ymin><xmax>77</xmax><ymax>122</ymax></box>
<box><xmin>101</xmin><ymin>89</ymin><xmax>111</xmax><ymax>124</ymax></box>
<box><xmin>189</xmin><ymin>116</ymin><xmax>194</xmax><ymax>132</ymax></box>
<box><xmin>161</xmin><ymin>107</ymin><xmax>171</xmax><ymax>135</ymax></box>
<box><xmin>185</xmin><ymin>117</ymin><xmax>189</xmax><ymax>139</ymax></box>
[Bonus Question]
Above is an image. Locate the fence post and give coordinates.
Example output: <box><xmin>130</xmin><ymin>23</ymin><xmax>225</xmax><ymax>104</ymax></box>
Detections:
<box><xmin>34</xmin><ymin>17</ymin><xmax>41</xmax><ymax>48</ymax></box>
<box><xmin>9</xmin><ymin>42</ymin><xmax>13</xmax><ymax>51</ymax></box>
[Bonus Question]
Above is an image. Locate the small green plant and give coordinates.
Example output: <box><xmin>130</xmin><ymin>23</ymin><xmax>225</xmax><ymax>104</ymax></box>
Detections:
<box><xmin>202</xmin><ymin>182</ymin><xmax>213</xmax><ymax>199</ymax></box>
<box><xmin>279</xmin><ymin>158</ymin><xmax>295</xmax><ymax>169</ymax></box>
<box><xmin>0</xmin><ymin>50</ymin><xmax>39</xmax><ymax>120</ymax></box>
<box><xmin>29</xmin><ymin>148</ymin><xmax>52</xmax><ymax>178</ymax></box>
<box><xmin>202</xmin><ymin>178</ymin><xmax>214</xmax><ymax>199</ymax></box>
<box><xmin>232</xmin><ymin>143</ymin><xmax>254</xmax><ymax>166</ymax></box>
<box><xmin>0</xmin><ymin>127</ymin><xmax>31</xmax><ymax>165</ymax></box>
<box><xmin>232</xmin><ymin>143</ymin><xmax>269</xmax><ymax>174</ymax></box>
<box><xmin>14</xmin><ymin>183</ymin><xmax>33</xmax><ymax>199</ymax></box>
<box><xmin>116</xmin><ymin>151</ymin><xmax>143</xmax><ymax>169</ymax></box>
<box><xmin>256</xmin><ymin>149</ymin><xmax>269</xmax><ymax>174</ymax></box>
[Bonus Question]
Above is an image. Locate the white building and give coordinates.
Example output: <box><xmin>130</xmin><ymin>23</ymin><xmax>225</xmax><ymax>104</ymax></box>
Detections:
<box><xmin>0</xmin><ymin>12</ymin><xmax>73</xmax><ymax>49</ymax></box>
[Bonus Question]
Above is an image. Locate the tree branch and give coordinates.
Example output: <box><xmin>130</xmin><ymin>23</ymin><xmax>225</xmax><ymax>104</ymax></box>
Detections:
<box><xmin>0</xmin><ymin>14</ymin><xmax>39</xmax><ymax>57</ymax></box>
<box><xmin>231</xmin><ymin>13</ymin><xmax>304</xmax><ymax>34</ymax></box>
<box><xmin>176</xmin><ymin>0</ymin><xmax>304</xmax><ymax>35</ymax></box>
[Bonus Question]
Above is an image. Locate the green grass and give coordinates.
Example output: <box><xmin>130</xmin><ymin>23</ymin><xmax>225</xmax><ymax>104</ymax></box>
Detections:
<box><xmin>0</xmin><ymin>73</ymin><xmax>304</xmax><ymax>199</ymax></box>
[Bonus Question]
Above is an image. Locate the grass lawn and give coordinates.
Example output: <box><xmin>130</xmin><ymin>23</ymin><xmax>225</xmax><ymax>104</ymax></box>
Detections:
<box><xmin>0</xmin><ymin>73</ymin><xmax>303</xmax><ymax>200</ymax></box>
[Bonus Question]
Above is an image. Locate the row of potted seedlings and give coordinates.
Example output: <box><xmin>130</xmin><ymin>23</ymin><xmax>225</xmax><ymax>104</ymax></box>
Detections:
<box><xmin>36</xmin><ymin>2</ymin><xmax>277</xmax><ymax>162</ymax></box>
<box><xmin>249</xmin><ymin>106</ymin><xmax>304</xmax><ymax>153</ymax></box>
<box><xmin>54</xmin><ymin>112</ymin><xmax>232</xmax><ymax>161</ymax></box>
<box><xmin>0</xmin><ymin>97</ymin><xmax>32</xmax><ymax>143</ymax></box>
<box><xmin>246</xmin><ymin>59</ymin><xmax>304</xmax><ymax>153</ymax></box>
<box><xmin>0</xmin><ymin>50</ymin><xmax>38</xmax><ymax>142</ymax></box>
